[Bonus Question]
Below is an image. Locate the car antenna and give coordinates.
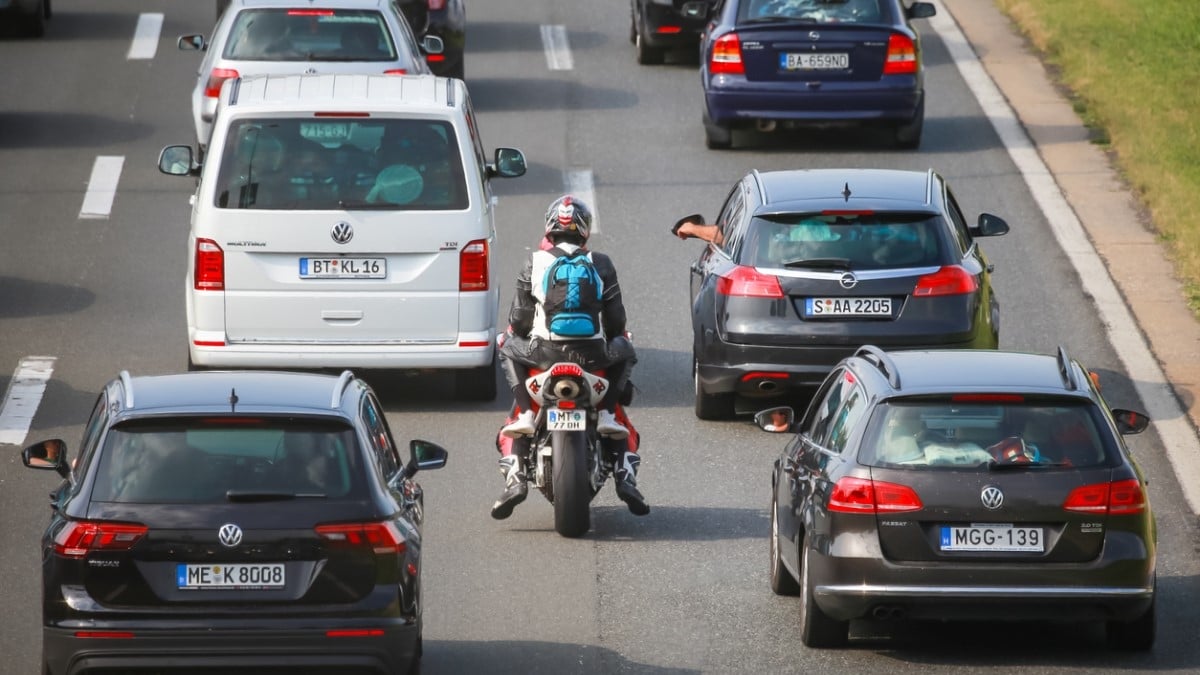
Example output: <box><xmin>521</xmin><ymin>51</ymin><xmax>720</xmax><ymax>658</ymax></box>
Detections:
<box><xmin>842</xmin><ymin>182</ymin><xmax>852</xmax><ymax>202</ymax></box>
<box><xmin>229</xmin><ymin>388</ymin><xmax>239</xmax><ymax>413</ymax></box>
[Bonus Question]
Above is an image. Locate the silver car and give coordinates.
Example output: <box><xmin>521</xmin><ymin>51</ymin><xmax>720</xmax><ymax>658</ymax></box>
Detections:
<box><xmin>180</xmin><ymin>0</ymin><xmax>442</xmax><ymax>155</ymax></box>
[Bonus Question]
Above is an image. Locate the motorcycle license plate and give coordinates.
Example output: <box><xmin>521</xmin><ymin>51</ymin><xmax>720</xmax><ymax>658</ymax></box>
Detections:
<box><xmin>546</xmin><ymin>409</ymin><xmax>586</xmax><ymax>431</ymax></box>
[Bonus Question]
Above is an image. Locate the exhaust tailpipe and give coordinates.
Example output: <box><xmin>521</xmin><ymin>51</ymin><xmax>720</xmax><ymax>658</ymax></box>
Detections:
<box><xmin>756</xmin><ymin>119</ymin><xmax>777</xmax><ymax>133</ymax></box>
<box><xmin>757</xmin><ymin>380</ymin><xmax>779</xmax><ymax>392</ymax></box>
<box><xmin>870</xmin><ymin>605</ymin><xmax>907</xmax><ymax>620</ymax></box>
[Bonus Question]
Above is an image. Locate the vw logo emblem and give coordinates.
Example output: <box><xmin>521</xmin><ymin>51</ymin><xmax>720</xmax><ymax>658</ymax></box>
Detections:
<box><xmin>304</xmin><ymin>67</ymin><xmax>318</xmax><ymax>74</ymax></box>
<box><xmin>331</xmin><ymin>222</ymin><xmax>354</xmax><ymax>244</ymax></box>
<box><xmin>809</xmin><ymin>31</ymin><xmax>821</xmax><ymax>40</ymax></box>
<box><xmin>218</xmin><ymin>523</ymin><xmax>244</xmax><ymax>548</ymax></box>
<box><xmin>980</xmin><ymin>486</ymin><xmax>1004</xmax><ymax>510</ymax></box>
<box><xmin>838</xmin><ymin>272</ymin><xmax>858</xmax><ymax>289</ymax></box>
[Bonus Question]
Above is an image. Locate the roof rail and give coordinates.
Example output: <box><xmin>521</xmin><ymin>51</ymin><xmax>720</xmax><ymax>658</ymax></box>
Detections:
<box><xmin>229</xmin><ymin>77</ymin><xmax>242</xmax><ymax>106</ymax></box>
<box><xmin>445</xmin><ymin>77</ymin><xmax>455</xmax><ymax>107</ymax></box>
<box><xmin>1056</xmin><ymin>345</ymin><xmax>1079</xmax><ymax>391</ymax></box>
<box><xmin>854</xmin><ymin>345</ymin><xmax>901</xmax><ymax>389</ymax></box>
<box><xmin>331</xmin><ymin>370</ymin><xmax>356</xmax><ymax>409</ymax></box>
<box><xmin>925</xmin><ymin>168</ymin><xmax>935</xmax><ymax>205</ymax></box>
<box><xmin>118</xmin><ymin>370</ymin><xmax>135</xmax><ymax>409</ymax></box>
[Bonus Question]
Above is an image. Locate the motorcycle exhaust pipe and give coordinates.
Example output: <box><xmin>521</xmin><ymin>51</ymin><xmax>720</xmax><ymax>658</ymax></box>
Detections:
<box><xmin>552</xmin><ymin>379</ymin><xmax>582</xmax><ymax>400</ymax></box>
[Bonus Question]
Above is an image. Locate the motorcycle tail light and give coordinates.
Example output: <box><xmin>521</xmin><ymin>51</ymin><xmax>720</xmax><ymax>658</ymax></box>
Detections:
<box><xmin>550</xmin><ymin>363</ymin><xmax>585</xmax><ymax>378</ymax></box>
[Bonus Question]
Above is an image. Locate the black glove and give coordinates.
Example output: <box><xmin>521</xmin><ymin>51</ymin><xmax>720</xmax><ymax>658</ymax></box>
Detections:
<box><xmin>672</xmin><ymin>213</ymin><xmax>706</xmax><ymax>237</ymax></box>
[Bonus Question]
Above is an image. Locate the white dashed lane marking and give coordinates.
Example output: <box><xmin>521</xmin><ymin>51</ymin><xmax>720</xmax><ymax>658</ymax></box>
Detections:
<box><xmin>79</xmin><ymin>156</ymin><xmax>125</xmax><ymax>219</ymax></box>
<box><xmin>0</xmin><ymin>357</ymin><xmax>56</xmax><ymax>446</ymax></box>
<box><xmin>128</xmin><ymin>13</ymin><xmax>164</xmax><ymax>60</ymax></box>
<box><xmin>540</xmin><ymin>25</ymin><xmax>574</xmax><ymax>71</ymax></box>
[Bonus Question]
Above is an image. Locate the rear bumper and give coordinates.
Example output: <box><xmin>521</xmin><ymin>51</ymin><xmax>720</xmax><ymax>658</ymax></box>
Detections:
<box><xmin>704</xmin><ymin>76</ymin><xmax>921</xmax><ymax>126</ymax></box>
<box><xmin>189</xmin><ymin>330</ymin><xmax>496</xmax><ymax>369</ymax></box>
<box><xmin>44</xmin><ymin>622</ymin><xmax>418</xmax><ymax>675</ymax></box>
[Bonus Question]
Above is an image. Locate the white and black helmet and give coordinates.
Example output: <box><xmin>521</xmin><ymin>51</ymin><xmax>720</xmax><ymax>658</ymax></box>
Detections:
<box><xmin>544</xmin><ymin>195</ymin><xmax>593</xmax><ymax>243</ymax></box>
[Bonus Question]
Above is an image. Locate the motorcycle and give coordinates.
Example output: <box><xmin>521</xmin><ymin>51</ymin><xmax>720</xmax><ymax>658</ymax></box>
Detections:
<box><xmin>518</xmin><ymin>361</ymin><xmax>624</xmax><ymax>538</ymax></box>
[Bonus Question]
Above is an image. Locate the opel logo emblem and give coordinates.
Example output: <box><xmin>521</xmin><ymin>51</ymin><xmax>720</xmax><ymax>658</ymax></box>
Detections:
<box><xmin>218</xmin><ymin>523</ymin><xmax>244</xmax><ymax>548</ymax></box>
<box><xmin>980</xmin><ymin>486</ymin><xmax>1004</xmax><ymax>510</ymax></box>
<box><xmin>809</xmin><ymin>31</ymin><xmax>821</xmax><ymax>40</ymax></box>
<box><xmin>838</xmin><ymin>272</ymin><xmax>858</xmax><ymax>289</ymax></box>
<box><xmin>331</xmin><ymin>222</ymin><xmax>354</xmax><ymax>244</ymax></box>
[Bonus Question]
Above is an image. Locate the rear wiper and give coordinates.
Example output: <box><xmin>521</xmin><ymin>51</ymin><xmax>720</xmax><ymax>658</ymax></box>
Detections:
<box><xmin>782</xmin><ymin>257</ymin><xmax>852</xmax><ymax>269</ymax></box>
<box><xmin>337</xmin><ymin>200</ymin><xmax>399</xmax><ymax>210</ymax></box>
<box><xmin>226</xmin><ymin>490</ymin><xmax>327</xmax><ymax>502</ymax></box>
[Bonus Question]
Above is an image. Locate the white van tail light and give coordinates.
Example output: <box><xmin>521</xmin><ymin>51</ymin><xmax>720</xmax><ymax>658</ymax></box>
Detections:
<box><xmin>204</xmin><ymin>68</ymin><xmax>239</xmax><ymax>98</ymax></box>
<box><xmin>460</xmin><ymin>239</ymin><xmax>489</xmax><ymax>291</ymax></box>
<box><xmin>194</xmin><ymin>238</ymin><xmax>225</xmax><ymax>291</ymax></box>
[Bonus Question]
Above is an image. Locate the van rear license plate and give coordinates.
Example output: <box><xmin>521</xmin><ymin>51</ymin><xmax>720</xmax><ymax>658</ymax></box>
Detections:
<box><xmin>804</xmin><ymin>297</ymin><xmax>891</xmax><ymax>317</ymax></box>
<box><xmin>177</xmin><ymin>563</ymin><xmax>285</xmax><ymax>589</ymax></box>
<box><xmin>300</xmin><ymin>258</ymin><xmax>386</xmax><ymax>279</ymax></box>
<box><xmin>940</xmin><ymin>524</ymin><xmax>1043</xmax><ymax>552</ymax></box>
<box><xmin>546</xmin><ymin>409</ymin><xmax>586</xmax><ymax>431</ymax></box>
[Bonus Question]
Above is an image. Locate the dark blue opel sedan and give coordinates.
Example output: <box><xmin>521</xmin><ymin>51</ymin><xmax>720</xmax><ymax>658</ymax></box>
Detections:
<box><xmin>690</xmin><ymin>0</ymin><xmax>936</xmax><ymax>149</ymax></box>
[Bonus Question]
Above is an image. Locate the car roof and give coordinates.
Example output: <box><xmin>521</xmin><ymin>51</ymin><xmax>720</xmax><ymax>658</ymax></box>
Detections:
<box><xmin>752</xmin><ymin>168</ymin><xmax>938</xmax><ymax>215</ymax></box>
<box><xmin>857</xmin><ymin>349</ymin><xmax>1095</xmax><ymax>398</ymax></box>
<box><xmin>225</xmin><ymin>74</ymin><xmax>462</xmax><ymax>115</ymax></box>
<box><xmin>112</xmin><ymin>370</ymin><xmax>362</xmax><ymax>418</ymax></box>
<box><xmin>234</xmin><ymin>0</ymin><xmax>389</xmax><ymax>8</ymax></box>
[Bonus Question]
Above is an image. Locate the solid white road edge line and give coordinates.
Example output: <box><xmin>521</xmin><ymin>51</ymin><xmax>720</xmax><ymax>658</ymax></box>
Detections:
<box><xmin>128</xmin><ymin>13</ymin><xmax>164</xmax><ymax>60</ymax></box>
<box><xmin>929</xmin><ymin>1</ymin><xmax>1200</xmax><ymax>514</ymax></box>
<box><xmin>79</xmin><ymin>156</ymin><xmax>125</xmax><ymax>219</ymax></box>
<box><xmin>565</xmin><ymin>169</ymin><xmax>598</xmax><ymax>234</ymax></box>
<box><xmin>0</xmin><ymin>357</ymin><xmax>57</xmax><ymax>446</ymax></box>
<box><xmin>540</xmin><ymin>24</ymin><xmax>574</xmax><ymax>71</ymax></box>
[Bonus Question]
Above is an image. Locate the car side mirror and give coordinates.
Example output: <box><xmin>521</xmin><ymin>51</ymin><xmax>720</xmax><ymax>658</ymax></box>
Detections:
<box><xmin>907</xmin><ymin>2</ymin><xmax>937</xmax><ymax>20</ymax></box>
<box><xmin>177</xmin><ymin>34</ymin><xmax>206</xmax><ymax>51</ymax></box>
<box><xmin>681</xmin><ymin>1</ymin><xmax>711</xmax><ymax>19</ymax></box>
<box><xmin>488</xmin><ymin>147</ymin><xmax>527</xmax><ymax>179</ymax></box>
<box><xmin>754</xmin><ymin>406</ymin><xmax>796</xmax><ymax>434</ymax></box>
<box><xmin>403</xmin><ymin>439</ymin><xmax>449</xmax><ymax>478</ymax></box>
<box><xmin>23</xmin><ymin>439</ymin><xmax>70</xmax><ymax>478</ymax></box>
<box><xmin>158</xmin><ymin>145</ymin><xmax>199</xmax><ymax>177</ymax></box>
<box><xmin>421</xmin><ymin>35</ymin><xmax>445</xmax><ymax>56</ymax></box>
<box><xmin>1111</xmin><ymin>409</ymin><xmax>1151</xmax><ymax>435</ymax></box>
<box><xmin>970</xmin><ymin>213</ymin><xmax>1010</xmax><ymax>237</ymax></box>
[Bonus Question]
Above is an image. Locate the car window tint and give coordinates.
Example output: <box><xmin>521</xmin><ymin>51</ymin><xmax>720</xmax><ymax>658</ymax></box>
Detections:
<box><xmin>715</xmin><ymin>184</ymin><xmax>745</xmax><ymax>255</ymax></box>
<box><xmin>71</xmin><ymin>393</ymin><xmax>111</xmax><ymax>488</ymax></box>
<box><xmin>740</xmin><ymin>0</ymin><xmax>885</xmax><ymax>24</ymax></box>
<box><xmin>862</xmin><ymin>399</ymin><xmax>1114</xmax><ymax>469</ymax></box>
<box><xmin>214</xmin><ymin>118</ymin><xmax>469</xmax><ymax>211</ymax></box>
<box><xmin>91</xmin><ymin>420</ymin><xmax>361</xmax><ymax>503</ymax></box>
<box><xmin>224</xmin><ymin>9</ymin><xmax>397</xmax><ymax>61</ymax></box>
<box><xmin>826</xmin><ymin>386</ymin><xmax>866</xmax><ymax>453</ymax></box>
<box><xmin>744</xmin><ymin>213</ymin><xmax>940</xmax><ymax>269</ymax></box>
<box><xmin>362</xmin><ymin>394</ymin><xmax>401</xmax><ymax>479</ymax></box>
<box><xmin>806</xmin><ymin>368</ymin><xmax>853</xmax><ymax>445</ymax></box>
<box><xmin>945</xmin><ymin>190</ymin><xmax>972</xmax><ymax>255</ymax></box>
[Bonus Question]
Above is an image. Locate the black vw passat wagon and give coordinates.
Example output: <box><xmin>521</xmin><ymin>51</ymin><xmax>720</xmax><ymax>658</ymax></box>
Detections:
<box><xmin>22</xmin><ymin>369</ymin><xmax>448</xmax><ymax>675</ymax></box>
<box><xmin>683</xmin><ymin>168</ymin><xmax>1009</xmax><ymax>419</ymax></box>
<box><xmin>763</xmin><ymin>346</ymin><xmax>1156</xmax><ymax>649</ymax></box>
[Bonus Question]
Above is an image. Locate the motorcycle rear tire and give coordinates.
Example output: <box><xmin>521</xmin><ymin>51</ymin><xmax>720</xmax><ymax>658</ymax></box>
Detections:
<box><xmin>551</xmin><ymin>430</ymin><xmax>592</xmax><ymax>538</ymax></box>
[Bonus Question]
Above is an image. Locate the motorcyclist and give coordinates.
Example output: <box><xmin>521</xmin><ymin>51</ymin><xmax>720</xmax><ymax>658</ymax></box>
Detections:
<box><xmin>491</xmin><ymin>195</ymin><xmax>649</xmax><ymax>520</ymax></box>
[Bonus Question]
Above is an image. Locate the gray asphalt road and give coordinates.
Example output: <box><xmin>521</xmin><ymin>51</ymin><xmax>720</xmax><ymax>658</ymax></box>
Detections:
<box><xmin>1</xmin><ymin>1</ymin><xmax>1198</xmax><ymax>674</ymax></box>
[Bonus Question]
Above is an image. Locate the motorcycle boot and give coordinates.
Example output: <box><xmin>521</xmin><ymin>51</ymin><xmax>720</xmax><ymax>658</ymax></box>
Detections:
<box><xmin>613</xmin><ymin>451</ymin><xmax>649</xmax><ymax>516</ymax></box>
<box><xmin>490</xmin><ymin>454</ymin><xmax>528</xmax><ymax>520</ymax></box>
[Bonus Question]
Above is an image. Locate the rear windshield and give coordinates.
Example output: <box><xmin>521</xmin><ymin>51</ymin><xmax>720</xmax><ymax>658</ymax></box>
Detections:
<box><xmin>739</xmin><ymin>0</ymin><xmax>887</xmax><ymax>24</ymax></box>
<box><xmin>91</xmin><ymin>419</ymin><xmax>364</xmax><ymax>503</ymax></box>
<box><xmin>858</xmin><ymin>399</ymin><xmax>1117</xmax><ymax>470</ymax></box>
<box><xmin>214</xmin><ymin>118</ymin><xmax>469</xmax><ymax>210</ymax></box>
<box><xmin>741</xmin><ymin>213</ymin><xmax>941</xmax><ymax>270</ymax></box>
<box><xmin>224</xmin><ymin>9</ymin><xmax>397</xmax><ymax>61</ymax></box>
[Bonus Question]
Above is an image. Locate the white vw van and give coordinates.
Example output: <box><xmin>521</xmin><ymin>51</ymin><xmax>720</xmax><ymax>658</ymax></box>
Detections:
<box><xmin>158</xmin><ymin>74</ymin><xmax>527</xmax><ymax>400</ymax></box>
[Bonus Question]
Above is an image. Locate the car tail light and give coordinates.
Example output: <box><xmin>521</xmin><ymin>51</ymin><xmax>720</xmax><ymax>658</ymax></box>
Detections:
<box><xmin>194</xmin><ymin>238</ymin><xmax>225</xmax><ymax>291</ymax></box>
<box><xmin>1063</xmin><ymin>479</ymin><xmax>1146</xmax><ymax>515</ymax></box>
<box><xmin>384</xmin><ymin>68</ymin><xmax>409</xmax><ymax>75</ymax></box>
<box><xmin>327</xmin><ymin>629</ymin><xmax>384</xmax><ymax>638</ymax></box>
<box><xmin>716</xmin><ymin>265</ymin><xmax>784</xmax><ymax>298</ymax></box>
<box><xmin>204</xmin><ymin>68</ymin><xmax>239</xmax><ymax>98</ymax></box>
<box><xmin>657</xmin><ymin>26</ymin><xmax>683</xmax><ymax>34</ymax></box>
<box><xmin>316</xmin><ymin>521</ymin><xmax>407</xmax><ymax>555</ymax></box>
<box><xmin>951</xmin><ymin>394</ymin><xmax>1025</xmax><ymax>403</ymax></box>
<box><xmin>460</xmin><ymin>239</ymin><xmax>489</xmax><ymax>291</ymax></box>
<box><xmin>883</xmin><ymin>33</ymin><xmax>918</xmax><ymax>75</ymax></box>
<box><xmin>288</xmin><ymin>9</ymin><xmax>334</xmax><ymax>15</ymax></box>
<box><xmin>740</xmin><ymin>371</ymin><xmax>788</xmax><ymax>382</ymax></box>
<box><xmin>912</xmin><ymin>265</ymin><xmax>977</xmax><ymax>297</ymax></box>
<box><xmin>428</xmin><ymin>0</ymin><xmax>447</xmax><ymax>9</ymax></box>
<box><xmin>76</xmin><ymin>631</ymin><xmax>136</xmax><ymax>639</ymax></box>
<box><xmin>828</xmin><ymin>477</ymin><xmax>923</xmax><ymax>513</ymax></box>
<box><xmin>710</xmin><ymin>33</ymin><xmax>745</xmax><ymax>75</ymax></box>
<box><xmin>54</xmin><ymin>522</ymin><xmax>148</xmax><ymax>559</ymax></box>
